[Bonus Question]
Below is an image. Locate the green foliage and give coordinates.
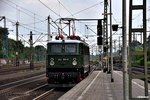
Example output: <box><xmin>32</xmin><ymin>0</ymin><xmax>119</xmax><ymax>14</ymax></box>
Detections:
<box><xmin>7</xmin><ymin>39</ymin><xmax>25</xmax><ymax>58</ymax></box>
<box><xmin>34</xmin><ymin>45</ymin><xmax>46</xmax><ymax>61</ymax></box>
<box><xmin>0</xmin><ymin>37</ymin><xmax>46</xmax><ymax>62</ymax></box>
<box><xmin>147</xmin><ymin>48</ymin><xmax>150</xmax><ymax>61</ymax></box>
<box><xmin>0</xmin><ymin>28</ymin><xmax>5</xmax><ymax>57</ymax></box>
<box><xmin>131</xmin><ymin>39</ymin><xmax>150</xmax><ymax>66</ymax></box>
<box><xmin>132</xmin><ymin>58</ymin><xmax>144</xmax><ymax>66</ymax></box>
<box><xmin>147</xmin><ymin>61</ymin><xmax>150</xmax><ymax>66</ymax></box>
<box><xmin>130</xmin><ymin>41</ymin><xmax>143</xmax><ymax>66</ymax></box>
<box><xmin>22</xmin><ymin>47</ymin><xmax>30</xmax><ymax>59</ymax></box>
<box><xmin>8</xmin><ymin>39</ymin><xmax>16</xmax><ymax>58</ymax></box>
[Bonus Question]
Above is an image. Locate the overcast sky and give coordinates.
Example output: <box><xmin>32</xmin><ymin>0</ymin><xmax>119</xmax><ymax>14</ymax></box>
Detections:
<box><xmin>0</xmin><ymin>0</ymin><xmax>150</xmax><ymax>49</ymax></box>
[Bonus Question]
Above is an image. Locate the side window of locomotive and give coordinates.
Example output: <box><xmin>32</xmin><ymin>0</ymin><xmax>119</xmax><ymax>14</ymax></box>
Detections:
<box><xmin>65</xmin><ymin>44</ymin><xmax>77</xmax><ymax>54</ymax></box>
<box><xmin>79</xmin><ymin>43</ymin><xmax>83</xmax><ymax>54</ymax></box>
<box><xmin>85</xmin><ymin>46</ymin><xmax>89</xmax><ymax>55</ymax></box>
<box><xmin>87</xmin><ymin>47</ymin><xmax>90</xmax><ymax>54</ymax></box>
<box><xmin>51</xmin><ymin>44</ymin><xmax>62</xmax><ymax>53</ymax></box>
<box><xmin>47</xmin><ymin>44</ymin><xmax>51</xmax><ymax>54</ymax></box>
<box><xmin>82</xmin><ymin>44</ymin><xmax>89</xmax><ymax>55</ymax></box>
<box><xmin>83</xmin><ymin>44</ymin><xmax>86</xmax><ymax>55</ymax></box>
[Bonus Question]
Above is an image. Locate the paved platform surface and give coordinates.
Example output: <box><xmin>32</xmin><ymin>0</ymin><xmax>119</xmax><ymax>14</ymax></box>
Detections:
<box><xmin>58</xmin><ymin>71</ymin><xmax>150</xmax><ymax>100</ymax></box>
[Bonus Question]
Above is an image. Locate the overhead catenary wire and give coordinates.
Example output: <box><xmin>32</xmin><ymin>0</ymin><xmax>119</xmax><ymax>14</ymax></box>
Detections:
<box><xmin>2</xmin><ymin>0</ymin><xmax>100</xmax><ymax>41</ymax></box>
<box><xmin>33</xmin><ymin>33</ymin><xmax>47</xmax><ymax>44</ymax></box>
<box><xmin>66</xmin><ymin>1</ymin><xmax>103</xmax><ymax>36</ymax></box>
<box><xmin>18</xmin><ymin>34</ymin><xmax>30</xmax><ymax>44</ymax></box>
<box><xmin>55</xmin><ymin>1</ymin><xmax>103</xmax><ymax>29</ymax></box>
<box><xmin>1</xmin><ymin>0</ymin><xmax>47</xmax><ymax>30</ymax></box>
<box><xmin>22</xmin><ymin>22</ymin><xmax>47</xmax><ymax>34</ymax></box>
<box><xmin>38</xmin><ymin>0</ymin><xmax>103</xmax><ymax>38</ymax></box>
<box><xmin>22</xmin><ymin>19</ymin><xmax>47</xmax><ymax>26</ymax></box>
<box><xmin>38</xmin><ymin>1</ymin><xmax>73</xmax><ymax>36</ymax></box>
<box><xmin>4</xmin><ymin>17</ymin><xmax>47</xmax><ymax>34</ymax></box>
<box><xmin>107</xmin><ymin>2</ymin><xmax>120</xmax><ymax>24</ymax></box>
<box><xmin>1</xmin><ymin>0</ymin><xmax>100</xmax><ymax>47</ymax></box>
<box><xmin>20</xmin><ymin>24</ymin><xmax>47</xmax><ymax>34</ymax></box>
<box><xmin>5</xmin><ymin>0</ymin><xmax>46</xmax><ymax>20</ymax></box>
<box><xmin>2</xmin><ymin>0</ymin><xmax>110</xmax><ymax>44</ymax></box>
<box><xmin>5</xmin><ymin>17</ymin><xmax>16</xmax><ymax>25</ymax></box>
<box><xmin>0</xmin><ymin>1</ymin><xmax>45</xmax><ymax>38</ymax></box>
<box><xmin>1</xmin><ymin>0</ymin><xmax>36</xmax><ymax>20</ymax></box>
<box><xmin>38</xmin><ymin>0</ymin><xmax>70</xmax><ymax>36</ymax></box>
<box><xmin>57</xmin><ymin>0</ymin><xmax>74</xmax><ymax>17</ymax></box>
<box><xmin>85</xmin><ymin>25</ymin><xmax>97</xmax><ymax>35</ymax></box>
<box><xmin>15</xmin><ymin>26</ymin><xmax>48</xmax><ymax>47</ymax></box>
<box><xmin>38</xmin><ymin>0</ymin><xmax>61</xmax><ymax>18</ymax></box>
<box><xmin>68</xmin><ymin>1</ymin><xmax>104</xmax><ymax>17</ymax></box>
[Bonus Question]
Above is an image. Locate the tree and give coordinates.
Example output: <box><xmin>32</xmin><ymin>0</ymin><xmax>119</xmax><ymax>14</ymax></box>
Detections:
<box><xmin>0</xmin><ymin>27</ymin><xmax>8</xmax><ymax>58</ymax></box>
<box><xmin>34</xmin><ymin>45</ymin><xmax>46</xmax><ymax>61</ymax></box>
<box><xmin>8</xmin><ymin>39</ymin><xmax>16</xmax><ymax>58</ymax></box>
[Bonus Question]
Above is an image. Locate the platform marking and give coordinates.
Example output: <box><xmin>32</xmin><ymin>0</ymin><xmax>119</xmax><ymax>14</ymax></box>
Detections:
<box><xmin>106</xmin><ymin>88</ymin><xmax>114</xmax><ymax>100</ymax></box>
<box><xmin>114</xmin><ymin>71</ymin><xmax>150</xmax><ymax>92</ymax></box>
<box><xmin>106</xmin><ymin>78</ymin><xmax>114</xmax><ymax>100</ymax></box>
<box><xmin>77</xmin><ymin>71</ymin><xmax>101</xmax><ymax>100</ymax></box>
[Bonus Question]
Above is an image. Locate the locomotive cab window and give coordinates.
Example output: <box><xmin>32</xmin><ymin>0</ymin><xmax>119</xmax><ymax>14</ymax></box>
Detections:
<box><xmin>65</xmin><ymin>44</ymin><xmax>77</xmax><ymax>54</ymax></box>
<box><xmin>51</xmin><ymin>44</ymin><xmax>62</xmax><ymax>53</ymax></box>
<box><xmin>80</xmin><ymin>43</ymin><xmax>89</xmax><ymax>55</ymax></box>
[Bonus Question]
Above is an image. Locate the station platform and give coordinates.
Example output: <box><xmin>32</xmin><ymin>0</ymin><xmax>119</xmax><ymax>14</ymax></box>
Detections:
<box><xmin>58</xmin><ymin>71</ymin><xmax>150</xmax><ymax>100</ymax></box>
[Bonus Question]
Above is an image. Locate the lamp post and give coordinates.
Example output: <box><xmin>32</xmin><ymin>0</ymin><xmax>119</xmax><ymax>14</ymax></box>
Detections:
<box><xmin>109</xmin><ymin>0</ymin><xmax>114</xmax><ymax>82</ymax></box>
<box><xmin>122</xmin><ymin>0</ymin><xmax>129</xmax><ymax>99</ymax></box>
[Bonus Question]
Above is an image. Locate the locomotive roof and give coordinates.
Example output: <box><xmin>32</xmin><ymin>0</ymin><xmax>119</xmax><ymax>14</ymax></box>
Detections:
<box><xmin>47</xmin><ymin>40</ymin><xmax>89</xmax><ymax>46</ymax></box>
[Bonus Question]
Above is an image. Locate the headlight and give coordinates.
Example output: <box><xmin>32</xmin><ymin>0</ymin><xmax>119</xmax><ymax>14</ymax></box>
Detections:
<box><xmin>72</xmin><ymin>60</ymin><xmax>77</xmax><ymax>66</ymax></box>
<box><xmin>50</xmin><ymin>60</ymin><xmax>55</xmax><ymax>66</ymax></box>
<box><xmin>50</xmin><ymin>58</ymin><xmax>54</xmax><ymax>66</ymax></box>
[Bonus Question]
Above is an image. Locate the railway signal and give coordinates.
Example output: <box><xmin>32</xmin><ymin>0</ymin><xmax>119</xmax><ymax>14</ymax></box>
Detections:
<box><xmin>97</xmin><ymin>36</ymin><xmax>103</xmax><ymax>45</ymax></box>
<box><xmin>97</xmin><ymin>20</ymin><xmax>102</xmax><ymax>36</ymax></box>
<box><xmin>97</xmin><ymin>20</ymin><xmax>103</xmax><ymax>45</ymax></box>
<box><xmin>29</xmin><ymin>31</ymin><xmax>34</xmax><ymax>70</ymax></box>
<box><xmin>112</xmin><ymin>24</ymin><xmax>118</xmax><ymax>31</ymax></box>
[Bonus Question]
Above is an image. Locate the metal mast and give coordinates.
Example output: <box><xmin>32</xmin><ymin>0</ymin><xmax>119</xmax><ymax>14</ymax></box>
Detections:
<box><xmin>129</xmin><ymin>0</ymin><xmax>148</xmax><ymax>99</ymax></box>
<box><xmin>48</xmin><ymin>15</ymin><xmax>52</xmax><ymax>41</ymax></box>
<box><xmin>0</xmin><ymin>16</ymin><xmax>8</xmax><ymax>58</ymax></box>
<box><xmin>122</xmin><ymin>0</ymin><xmax>129</xmax><ymax>100</ymax></box>
<box><xmin>29</xmin><ymin>31</ymin><xmax>34</xmax><ymax>70</ymax></box>
<box><xmin>109</xmin><ymin>0</ymin><xmax>114</xmax><ymax>82</ymax></box>
<box><xmin>16</xmin><ymin>22</ymin><xmax>19</xmax><ymax>66</ymax></box>
<box><xmin>103</xmin><ymin>0</ymin><xmax>109</xmax><ymax>72</ymax></box>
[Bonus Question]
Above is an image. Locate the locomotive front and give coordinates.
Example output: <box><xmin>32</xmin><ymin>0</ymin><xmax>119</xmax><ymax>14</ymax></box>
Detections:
<box><xmin>46</xmin><ymin>40</ymin><xmax>90</xmax><ymax>87</ymax></box>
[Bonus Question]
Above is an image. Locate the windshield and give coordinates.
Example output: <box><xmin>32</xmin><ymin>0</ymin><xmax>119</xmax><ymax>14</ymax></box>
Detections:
<box><xmin>48</xmin><ymin>43</ymin><xmax>77</xmax><ymax>54</ymax></box>
<box><xmin>51</xmin><ymin>44</ymin><xmax>62</xmax><ymax>53</ymax></box>
<box><xmin>65</xmin><ymin>44</ymin><xmax>77</xmax><ymax>54</ymax></box>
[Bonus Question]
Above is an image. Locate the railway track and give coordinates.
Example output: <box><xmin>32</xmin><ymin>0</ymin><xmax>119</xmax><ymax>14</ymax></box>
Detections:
<box><xmin>33</xmin><ymin>88</ymin><xmax>69</xmax><ymax>100</ymax></box>
<box><xmin>0</xmin><ymin>71</ymin><xmax>70</xmax><ymax>100</ymax></box>
<box><xmin>113</xmin><ymin>63</ymin><xmax>150</xmax><ymax>81</ymax></box>
<box><xmin>32</xmin><ymin>65</ymin><xmax>96</xmax><ymax>100</ymax></box>
<box><xmin>0</xmin><ymin>64</ymin><xmax>97</xmax><ymax>100</ymax></box>
<box><xmin>0</xmin><ymin>74</ymin><xmax>46</xmax><ymax>100</ymax></box>
<box><xmin>0</xmin><ymin>74</ymin><xmax>45</xmax><ymax>90</ymax></box>
<box><xmin>0</xmin><ymin>68</ymin><xmax>45</xmax><ymax>86</ymax></box>
<box><xmin>0</xmin><ymin>63</ymin><xmax>45</xmax><ymax>75</ymax></box>
<box><xmin>33</xmin><ymin>88</ymin><xmax>55</xmax><ymax>100</ymax></box>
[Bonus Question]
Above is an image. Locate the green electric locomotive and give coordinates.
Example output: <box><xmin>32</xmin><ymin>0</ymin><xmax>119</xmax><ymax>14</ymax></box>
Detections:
<box><xmin>46</xmin><ymin>39</ymin><xmax>90</xmax><ymax>87</ymax></box>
